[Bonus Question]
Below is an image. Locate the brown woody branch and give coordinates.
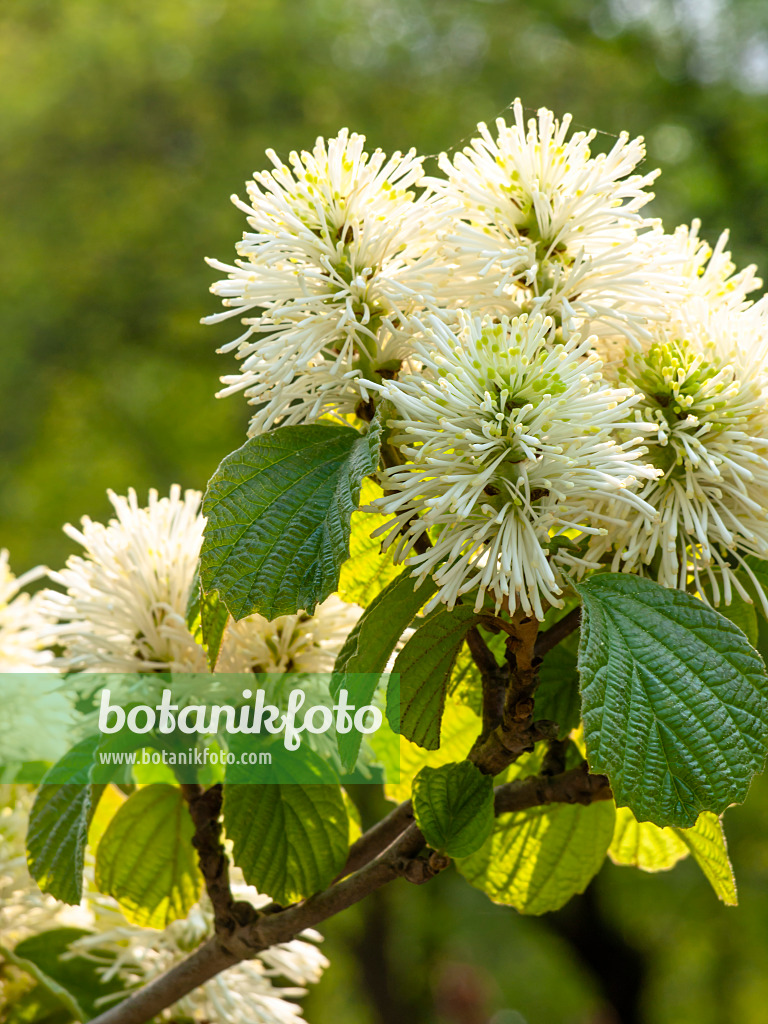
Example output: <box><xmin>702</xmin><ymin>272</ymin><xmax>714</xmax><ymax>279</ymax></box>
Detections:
<box><xmin>534</xmin><ymin>605</ymin><xmax>581</xmax><ymax>659</ymax></box>
<box><xmin>179</xmin><ymin>783</ymin><xmax>259</xmax><ymax>951</ymax></box>
<box><xmin>469</xmin><ymin>610</ymin><xmax>558</xmax><ymax>775</ymax></box>
<box><xmin>90</xmin><ymin>764</ymin><xmax>609</xmax><ymax>1024</ymax></box>
<box><xmin>465</xmin><ymin>625</ymin><xmax>509</xmax><ymax>740</ymax></box>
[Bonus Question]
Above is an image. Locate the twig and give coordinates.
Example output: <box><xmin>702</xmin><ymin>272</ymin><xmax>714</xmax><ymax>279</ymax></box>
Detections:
<box><xmin>494</xmin><ymin>762</ymin><xmax>612</xmax><ymax>814</ymax></box>
<box><xmin>337</xmin><ymin>798</ymin><xmax>415</xmax><ymax>879</ymax></box>
<box><xmin>465</xmin><ymin>625</ymin><xmax>508</xmax><ymax>740</ymax></box>
<box><xmin>469</xmin><ymin>611</ymin><xmax>555</xmax><ymax>775</ymax></box>
<box><xmin>179</xmin><ymin>783</ymin><xmax>258</xmax><ymax>949</ymax></box>
<box><xmin>534</xmin><ymin>606</ymin><xmax>581</xmax><ymax>659</ymax></box>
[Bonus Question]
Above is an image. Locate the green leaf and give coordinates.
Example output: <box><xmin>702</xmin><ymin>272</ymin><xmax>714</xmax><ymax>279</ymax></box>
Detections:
<box><xmin>535</xmin><ymin>634</ymin><xmax>581</xmax><ymax>740</ymax></box>
<box><xmin>225</xmin><ymin>783</ymin><xmax>349</xmax><ymax>904</ymax></box>
<box><xmin>334</xmin><ymin>570</ymin><xmax>437</xmax><ymax>677</ymax></box>
<box><xmin>2</xmin><ymin>983</ymin><xmax>73</xmax><ymax>1024</ymax></box>
<box><xmin>608</xmin><ymin>807</ymin><xmax>736</xmax><ymax>904</ymax></box>
<box><xmin>0</xmin><ymin>943</ymin><xmax>84</xmax><ymax>1024</ymax></box>
<box><xmin>609</xmin><ymin>806</ymin><xmax>689</xmax><ymax>871</ymax></box>
<box><xmin>94</xmin><ymin>784</ymin><xmax>202</xmax><ymax>928</ymax></box>
<box><xmin>26</xmin><ymin>737</ymin><xmax>102</xmax><ymax>904</ymax></box>
<box><xmin>412</xmin><ymin>761</ymin><xmax>494</xmax><ymax>857</ymax></box>
<box><xmin>448</xmin><ymin>627</ymin><xmax>507</xmax><ymax>716</ymax></box>
<box><xmin>223</xmin><ymin>750</ymin><xmax>349</xmax><ymax>905</ymax></box>
<box><xmin>385</xmin><ymin>703</ymin><xmax>482</xmax><ymax>804</ymax></box>
<box><xmin>702</xmin><ymin>576</ymin><xmax>759</xmax><ymax>647</ymax></box>
<box><xmin>575</xmin><ymin>573</ymin><xmax>768</xmax><ymax>828</ymax></box>
<box><xmin>337</xmin><ymin>478</ymin><xmax>400</xmax><ymax>605</ymax></box>
<box><xmin>718</xmin><ymin>594</ymin><xmax>758</xmax><ymax>647</ymax></box>
<box><xmin>676</xmin><ymin>811</ymin><xmax>737</xmax><ymax>905</ymax></box>
<box><xmin>457</xmin><ymin>798</ymin><xmax>615</xmax><ymax>915</ymax></box>
<box><xmin>332</xmin><ymin>570</ymin><xmax>436</xmax><ymax>769</ymax></box>
<box><xmin>14</xmin><ymin>928</ymin><xmax>126</xmax><ymax>1020</ymax></box>
<box><xmin>742</xmin><ymin>556</ymin><xmax>768</xmax><ymax>616</ymax></box>
<box><xmin>388</xmin><ymin>605</ymin><xmax>483</xmax><ymax>750</ymax></box>
<box><xmin>186</xmin><ymin>571</ymin><xmax>230</xmax><ymax>669</ymax></box>
<box><xmin>201</xmin><ymin>421</ymin><xmax>381</xmax><ymax>619</ymax></box>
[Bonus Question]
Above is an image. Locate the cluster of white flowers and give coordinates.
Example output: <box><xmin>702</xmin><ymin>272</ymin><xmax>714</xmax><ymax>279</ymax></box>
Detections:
<box><xmin>208</xmin><ymin>100</ymin><xmax>768</xmax><ymax>619</ymax></box>
<box><xmin>41</xmin><ymin>485</ymin><xmax>361</xmax><ymax>677</ymax></box>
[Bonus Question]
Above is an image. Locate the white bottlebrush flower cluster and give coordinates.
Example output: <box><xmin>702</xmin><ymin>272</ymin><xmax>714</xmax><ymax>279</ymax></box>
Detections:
<box><xmin>372</xmin><ymin>313</ymin><xmax>658</xmax><ymax>617</ymax></box>
<box><xmin>42</xmin><ymin>486</ymin><xmax>361</xmax><ymax>677</ymax></box>
<box><xmin>593</xmin><ymin>300</ymin><xmax>768</xmax><ymax>604</ymax></box>
<box><xmin>205</xmin><ymin>128</ymin><xmax>451</xmax><ymax>433</ymax></box>
<box><xmin>208</xmin><ymin>100</ymin><xmax>768</xmax><ymax>618</ymax></box>
<box><xmin>0</xmin><ymin>553</ymin><xmax>75</xmax><ymax>762</ymax></box>
<box><xmin>0</xmin><ymin>550</ymin><xmax>53</xmax><ymax>672</ymax></box>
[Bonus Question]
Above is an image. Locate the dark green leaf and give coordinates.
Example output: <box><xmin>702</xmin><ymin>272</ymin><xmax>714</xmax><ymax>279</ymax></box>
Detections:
<box><xmin>535</xmin><ymin>634</ymin><xmax>581</xmax><ymax>739</ymax></box>
<box><xmin>94</xmin><ymin>784</ymin><xmax>202</xmax><ymax>928</ymax></box>
<box><xmin>332</xmin><ymin>570</ymin><xmax>436</xmax><ymax>769</ymax></box>
<box><xmin>14</xmin><ymin>928</ymin><xmax>126</xmax><ymax>1020</ymax></box>
<box><xmin>26</xmin><ymin>738</ymin><xmax>102</xmax><ymax>904</ymax></box>
<box><xmin>575</xmin><ymin>573</ymin><xmax>768</xmax><ymax>827</ymax></box>
<box><xmin>388</xmin><ymin>605</ymin><xmax>482</xmax><ymax>750</ymax></box>
<box><xmin>201</xmin><ymin>421</ymin><xmax>381</xmax><ymax>619</ymax></box>
<box><xmin>412</xmin><ymin>761</ymin><xmax>494</xmax><ymax>857</ymax></box>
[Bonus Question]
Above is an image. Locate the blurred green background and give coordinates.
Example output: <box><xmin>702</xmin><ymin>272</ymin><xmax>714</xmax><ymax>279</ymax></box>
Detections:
<box><xmin>3</xmin><ymin>0</ymin><xmax>768</xmax><ymax>1021</ymax></box>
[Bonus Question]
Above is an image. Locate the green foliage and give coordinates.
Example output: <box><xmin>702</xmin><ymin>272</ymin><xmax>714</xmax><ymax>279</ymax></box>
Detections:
<box><xmin>186</xmin><ymin>570</ymin><xmax>230</xmax><ymax>669</ymax></box>
<box><xmin>575</xmin><ymin>574</ymin><xmax>768</xmax><ymax>827</ymax></box>
<box><xmin>223</xmin><ymin>754</ymin><xmax>349</xmax><ymax>904</ymax></box>
<box><xmin>412</xmin><ymin>761</ymin><xmax>494</xmax><ymax>858</ymax></box>
<box><xmin>337</xmin><ymin>478</ymin><xmax>401</xmax><ymax>605</ymax></box>
<box><xmin>94</xmin><ymin>784</ymin><xmax>202</xmax><ymax>928</ymax></box>
<box><xmin>334</xmin><ymin>570</ymin><xmax>437</xmax><ymax>677</ymax></box>
<box><xmin>676</xmin><ymin>811</ymin><xmax>737</xmax><ymax>906</ymax></box>
<box><xmin>385</xmin><ymin>702</ymin><xmax>483</xmax><ymax>804</ymax></box>
<box><xmin>457</xmin><ymin>795</ymin><xmax>616</xmax><ymax>915</ymax></box>
<box><xmin>201</xmin><ymin>421</ymin><xmax>381</xmax><ymax>619</ymax></box>
<box><xmin>26</xmin><ymin>738</ymin><xmax>102</xmax><ymax>905</ymax></box>
<box><xmin>609</xmin><ymin>806</ymin><xmax>689</xmax><ymax>872</ymax></box>
<box><xmin>609</xmin><ymin>806</ymin><xmax>737</xmax><ymax>904</ymax></box>
<box><xmin>0</xmin><ymin>943</ymin><xmax>84</xmax><ymax>1024</ymax></box>
<box><xmin>713</xmin><ymin>592</ymin><xmax>759</xmax><ymax>647</ymax></box>
<box><xmin>534</xmin><ymin>633</ymin><xmax>581</xmax><ymax>739</ymax></box>
<box><xmin>388</xmin><ymin>606</ymin><xmax>483</xmax><ymax>750</ymax></box>
<box><xmin>332</xmin><ymin>569</ymin><xmax>437</xmax><ymax>769</ymax></box>
<box><xmin>13</xmin><ymin>929</ymin><xmax>126</xmax><ymax>1020</ymax></box>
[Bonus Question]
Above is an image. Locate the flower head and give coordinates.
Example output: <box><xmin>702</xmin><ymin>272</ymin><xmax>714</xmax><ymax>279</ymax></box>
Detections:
<box><xmin>44</xmin><ymin>487</ymin><xmax>361</xmax><ymax>685</ymax></box>
<box><xmin>593</xmin><ymin>301</ymin><xmax>768</xmax><ymax>606</ymax></box>
<box><xmin>44</xmin><ymin>487</ymin><xmax>207</xmax><ymax>673</ymax></box>
<box><xmin>435</xmin><ymin>99</ymin><xmax>669</xmax><ymax>344</ymax></box>
<box><xmin>218</xmin><ymin>595</ymin><xmax>361</xmax><ymax>674</ymax></box>
<box><xmin>664</xmin><ymin>219</ymin><xmax>761</xmax><ymax>312</ymax></box>
<box><xmin>0</xmin><ymin>553</ymin><xmax>72</xmax><ymax>762</ymax></box>
<box><xmin>205</xmin><ymin>129</ymin><xmax>451</xmax><ymax>433</ymax></box>
<box><xmin>0</xmin><ymin>551</ymin><xmax>53</xmax><ymax>671</ymax></box>
<box><xmin>372</xmin><ymin>312</ymin><xmax>658</xmax><ymax>618</ymax></box>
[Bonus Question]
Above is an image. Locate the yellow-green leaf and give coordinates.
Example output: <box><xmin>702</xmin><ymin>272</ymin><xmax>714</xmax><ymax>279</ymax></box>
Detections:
<box><xmin>609</xmin><ymin>806</ymin><xmax>689</xmax><ymax>871</ymax></box>
<box><xmin>677</xmin><ymin>811</ymin><xmax>738</xmax><ymax>906</ymax></box>
<box><xmin>457</xmin><ymin>798</ymin><xmax>615</xmax><ymax>916</ymax></box>
<box><xmin>338</xmin><ymin>479</ymin><xmax>400</xmax><ymax>605</ymax></box>
<box><xmin>94</xmin><ymin>784</ymin><xmax>202</xmax><ymax>928</ymax></box>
